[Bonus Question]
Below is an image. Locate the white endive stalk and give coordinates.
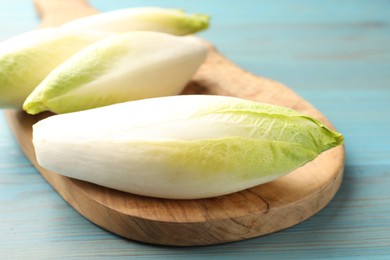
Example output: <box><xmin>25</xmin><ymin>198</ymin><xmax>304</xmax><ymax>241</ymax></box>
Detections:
<box><xmin>32</xmin><ymin>95</ymin><xmax>344</xmax><ymax>199</ymax></box>
<box><xmin>24</xmin><ymin>31</ymin><xmax>207</xmax><ymax>114</ymax></box>
<box><xmin>62</xmin><ymin>7</ymin><xmax>210</xmax><ymax>35</ymax></box>
<box><xmin>0</xmin><ymin>29</ymin><xmax>112</xmax><ymax>108</ymax></box>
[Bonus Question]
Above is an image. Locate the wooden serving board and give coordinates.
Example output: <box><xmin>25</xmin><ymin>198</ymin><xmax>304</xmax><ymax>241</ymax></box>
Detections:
<box><xmin>4</xmin><ymin>0</ymin><xmax>345</xmax><ymax>246</ymax></box>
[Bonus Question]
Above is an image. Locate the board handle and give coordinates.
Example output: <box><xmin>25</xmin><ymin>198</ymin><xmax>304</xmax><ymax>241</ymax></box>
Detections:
<box><xmin>33</xmin><ymin>0</ymin><xmax>98</xmax><ymax>27</ymax></box>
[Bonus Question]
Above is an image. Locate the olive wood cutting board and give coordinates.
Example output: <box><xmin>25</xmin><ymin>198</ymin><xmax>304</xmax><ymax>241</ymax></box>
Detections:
<box><xmin>4</xmin><ymin>0</ymin><xmax>345</xmax><ymax>246</ymax></box>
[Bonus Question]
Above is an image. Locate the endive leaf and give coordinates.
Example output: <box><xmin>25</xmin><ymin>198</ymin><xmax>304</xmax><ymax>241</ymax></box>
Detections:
<box><xmin>32</xmin><ymin>95</ymin><xmax>344</xmax><ymax>199</ymax></box>
<box><xmin>62</xmin><ymin>7</ymin><xmax>210</xmax><ymax>35</ymax></box>
<box><xmin>0</xmin><ymin>28</ymin><xmax>111</xmax><ymax>108</ymax></box>
<box><xmin>23</xmin><ymin>31</ymin><xmax>208</xmax><ymax>114</ymax></box>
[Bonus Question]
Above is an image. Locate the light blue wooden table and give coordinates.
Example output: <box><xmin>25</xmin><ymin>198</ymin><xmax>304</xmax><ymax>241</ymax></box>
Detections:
<box><xmin>1</xmin><ymin>0</ymin><xmax>389</xmax><ymax>259</ymax></box>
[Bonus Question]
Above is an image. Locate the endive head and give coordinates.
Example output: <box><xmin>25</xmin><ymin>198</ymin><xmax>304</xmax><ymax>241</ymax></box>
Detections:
<box><xmin>32</xmin><ymin>95</ymin><xmax>343</xmax><ymax>199</ymax></box>
<box><xmin>23</xmin><ymin>31</ymin><xmax>207</xmax><ymax>114</ymax></box>
<box><xmin>62</xmin><ymin>7</ymin><xmax>210</xmax><ymax>35</ymax></box>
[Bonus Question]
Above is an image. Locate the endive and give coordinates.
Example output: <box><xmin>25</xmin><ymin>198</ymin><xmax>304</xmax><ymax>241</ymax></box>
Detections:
<box><xmin>0</xmin><ymin>28</ymin><xmax>111</xmax><ymax>108</ymax></box>
<box><xmin>32</xmin><ymin>95</ymin><xmax>344</xmax><ymax>199</ymax></box>
<box><xmin>24</xmin><ymin>31</ymin><xmax>207</xmax><ymax>114</ymax></box>
<box><xmin>62</xmin><ymin>7</ymin><xmax>210</xmax><ymax>35</ymax></box>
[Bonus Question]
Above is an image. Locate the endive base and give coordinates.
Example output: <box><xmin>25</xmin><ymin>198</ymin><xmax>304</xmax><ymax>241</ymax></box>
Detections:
<box><xmin>4</xmin><ymin>0</ymin><xmax>345</xmax><ymax>246</ymax></box>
